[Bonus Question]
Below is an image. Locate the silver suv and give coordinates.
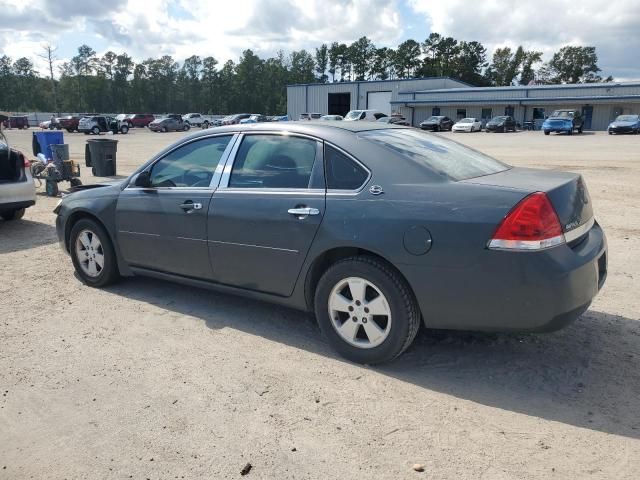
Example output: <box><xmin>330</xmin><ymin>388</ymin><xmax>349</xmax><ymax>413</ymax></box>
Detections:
<box><xmin>0</xmin><ymin>120</ymin><xmax>36</xmax><ymax>220</ymax></box>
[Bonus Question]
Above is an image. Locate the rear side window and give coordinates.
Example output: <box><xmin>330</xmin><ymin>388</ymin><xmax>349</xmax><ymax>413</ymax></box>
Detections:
<box><xmin>229</xmin><ymin>135</ymin><xmax>317</xmax><ymax>189</ymax></box>
<box><xmin>360</xmin><ymin>129</ymin><xmax>509</xmax><ymax>181</ymax></box>
<box><xmin>325</xmin><ymin>145</ymin><xmax>368</xmax><ymax>190</ymax></box>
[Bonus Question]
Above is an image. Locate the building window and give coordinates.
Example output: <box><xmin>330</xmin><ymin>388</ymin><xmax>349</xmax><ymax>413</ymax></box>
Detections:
<box><xmin>505</xmin><ymin>106</ymin><xmax>515</xmax><ymax>117</ymax></box>
<box><xmin>432</xmin><ymin>107</ymin><xmax>440</xmax><ymax>116</ymax></box>
<box><xmin>533</xmin><ymin>108</ymin><xmax>545</xmax><ymax>120</ymax></box>
<box><xmin>481</xmin><ymin>108</ymin><xmax>492</xmax><ymax>120</ymax></box>
<box><xmin>456</xmin><ymin>109</ymin><xmax>466</xmax><ymax>120</ymax></box>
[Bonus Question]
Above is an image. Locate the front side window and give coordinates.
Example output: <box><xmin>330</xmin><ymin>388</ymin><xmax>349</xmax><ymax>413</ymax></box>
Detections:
<box><xmin>229</xmin><ymin>135</ymin><xmax>317</xmax><ymax>189</ymax></box>
<box><xmin>150</xmin><ymin>135</ymin><xmax>233</xmax><ymax>188</ymax></box>
<box><xmin>325</xmin><ymin>145</ymin><xmax>368</xmax><ymax>190</ymax></box>
<box><xmin>360</xmin><ymin>129</ymin><xmax>509</xmax><ymax>182</ymax></box>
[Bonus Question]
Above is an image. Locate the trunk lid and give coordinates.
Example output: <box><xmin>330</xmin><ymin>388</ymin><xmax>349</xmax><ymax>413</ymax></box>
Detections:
<box><xmin>461</xmin><ymin>167</ymin><xmax>594</xmax><ymax>234</ymax></box>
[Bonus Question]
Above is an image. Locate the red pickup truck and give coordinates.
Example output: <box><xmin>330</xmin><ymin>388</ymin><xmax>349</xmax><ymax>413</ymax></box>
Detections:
<box><xmin>57</xmin><ymin>116</ymin><xmax>81</xmax><ymax>132</ymax></box>
<box><xmin>127</xmin><ymin>114</ymin><xmax>155</xmax><ymax>128</ymax></box>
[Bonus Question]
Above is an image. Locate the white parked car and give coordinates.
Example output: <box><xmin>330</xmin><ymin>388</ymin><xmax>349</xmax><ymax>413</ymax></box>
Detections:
<box><xmin>452</xmin><ymin>117</ymin><xmax>482</xmax><ymax>132</ymax></box>
<box><xmin>0</xmin><ymin>121</ymin><xmax>36</xmax><ymax>221</ymax></box>
<box><xmin>182</xmin><ymin>113</ymin><xmax>217</xmax><ymax>128</ymax></box>
<box><xmin>343</xmin><ymin>109</ymin><xmax>387</xmax><ymax>121</ymax></box>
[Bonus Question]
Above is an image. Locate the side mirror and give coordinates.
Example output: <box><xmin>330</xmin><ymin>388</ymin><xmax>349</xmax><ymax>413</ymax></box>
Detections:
<box><xmin>134</xmin><ymin>170</ymin><xmax>151</xmax><ymax>188</ymax></box>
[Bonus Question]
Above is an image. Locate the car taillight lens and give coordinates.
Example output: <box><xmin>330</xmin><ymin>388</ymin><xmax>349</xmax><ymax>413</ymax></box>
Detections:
<box><xmin>488</xmin><ymin>192</ymin><xmax>565</xmax><ymax>251</ymax></box>
<box><xmin>23</xmin><ymin>156</ymin><xmax>30</xmax><ymax>168</ymax></box>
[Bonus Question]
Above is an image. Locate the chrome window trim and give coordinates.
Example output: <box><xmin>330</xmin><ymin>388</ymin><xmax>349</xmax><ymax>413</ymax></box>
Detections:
<box><xmin>125</xmin><ymin>133</ymin><xmax>239</xmax><ymax>191</ymax></box>
<box><xmin>218</xmin><ymin>132</ymin><xmax>323</xmax><ymax>191</ymax></box>
<box><xmin>324</xmin><ymin>141</ymin><xmax>372</xmax><ymax>196</ymax></box>
<box><xmin>216</xmin><ymin>188</ymin><xmax>326</xmax><ymax>196</ymax></box>
<box><xmin>564</xmin><ymin>216</ymin><xmax>595</xmax><ymax>243</ymax></box>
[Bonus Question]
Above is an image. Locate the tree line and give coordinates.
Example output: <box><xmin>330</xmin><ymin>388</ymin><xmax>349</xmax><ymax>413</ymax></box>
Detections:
<box><xmin>0</xmin><ymin>34</ymin><xmax>611</xmax><ymax>115</ymax></box>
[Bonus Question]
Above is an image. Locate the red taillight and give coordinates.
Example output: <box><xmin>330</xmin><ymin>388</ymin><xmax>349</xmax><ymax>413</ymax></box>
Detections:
<box><xmin>23</xmin><ymin>156</ymin><xmax>30</xmax><ymax>168</ymax></box>
<box><xmin>488</xmin><ymin>192</ymin><xmax>565</xmax><ymax>251</ymax></box>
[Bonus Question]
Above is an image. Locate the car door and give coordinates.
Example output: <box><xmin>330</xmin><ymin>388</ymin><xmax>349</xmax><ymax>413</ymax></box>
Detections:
<box><xmin>207</xmin><ymin>133</ymin><xmax>325</xmax><ymax>296</ymax></box>
<box><xmin>115</xmin><ymin>134</ymin><xmax>236</xmax><ymax>279</ymax></box>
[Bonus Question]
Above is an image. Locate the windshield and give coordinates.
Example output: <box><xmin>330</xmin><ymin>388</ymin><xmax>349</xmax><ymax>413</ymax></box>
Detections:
<box><xmin>615</xmin><ymin>115</ymin><xmax>639</xmax><ymax>122</ymax></box>
<box><xmin>426</xmin><ymin>116</ymin><xmax>443</xmax><ymax>122</ymax></box>
<box><xmin>458</xmin><ymin>118</ymin><xmax>473</xmax><ymax>124</ymax></box>
<box><xmin>345</xmin><ymin>110</ymin><xmax>363</xmax><ymax>120</ymax></box>
<box><xmin>551</xmin><ymin>110</ymin><xmax>574</xmax><ymax>118</ymax></box>
<box><xmin>491</xmin><ymin>116</ymin><xmax>507</xmax><ymax>122</ymax></box>
<box><xmin>360</xmin><ymin>129</ymin><xmax>509</xmax><ymax>181</ymax></box>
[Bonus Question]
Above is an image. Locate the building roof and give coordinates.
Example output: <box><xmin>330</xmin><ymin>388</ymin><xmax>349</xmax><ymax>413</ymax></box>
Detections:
<box><xmin>287</xmin><ymin>76</ymin><xmax>474</xmax><ymax>88</ymax></box>
<box><xmin>404</xmin><ymin>81</ymin><xmax>640</xmax><ymax>95</ymax></box>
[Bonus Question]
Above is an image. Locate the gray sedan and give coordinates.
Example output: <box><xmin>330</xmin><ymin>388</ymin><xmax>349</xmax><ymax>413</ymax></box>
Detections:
<box><xmin>54</xmin><ymin>122</ymin><xmax>607</xmax><ymax>364</ymax></box>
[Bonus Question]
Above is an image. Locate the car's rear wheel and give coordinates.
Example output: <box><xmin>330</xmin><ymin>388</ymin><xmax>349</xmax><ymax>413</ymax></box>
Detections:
<box><xmin>120</xmin><ymin>125</ymin><xmax>129</xmax><ymax>134</ymax></box>
<box><xmin>314</xmin><ymin>256</ymin><xmax>420</xmax><ymax>364</ymax></box>
<box><xmin>70</xmin><ymin>219</ymin><xmax>119</xmax><ymax>287</ymax></box>
<box><xmin>91</xmin><ymin>126</ymin><xmax>100</xmax><ymax>135</ymax></box>
<box><xmin>544</xmin><ymin>130</ymin><xmax>550</xmax><ymax>135</ymax></box>
<box><xmin>161</xmin><ymin>126</ymin><xmax>167</xmax><ymax>133</ymax></box>
<box><xmin>1</xmin><ymin>208</ymin><xmax>25</xmax><ymax>221</ymax></box>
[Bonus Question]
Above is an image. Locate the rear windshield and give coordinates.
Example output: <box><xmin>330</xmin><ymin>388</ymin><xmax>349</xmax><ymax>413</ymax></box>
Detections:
<box><xmin>360</xmin><ymin>129</ymin><xmax>509</xmax><ymax>181</ymax></box>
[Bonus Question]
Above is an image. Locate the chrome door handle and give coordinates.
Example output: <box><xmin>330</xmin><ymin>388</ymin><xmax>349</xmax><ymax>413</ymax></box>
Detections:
<box><xmin>180</xmin><ymin>201</ymin><xmax>202</xmax><ymax>211</ymax></box>
<box><xmin>288</xmin><ymin>207</ymin><xmax>320</xmax><ymax>217</ymax></box>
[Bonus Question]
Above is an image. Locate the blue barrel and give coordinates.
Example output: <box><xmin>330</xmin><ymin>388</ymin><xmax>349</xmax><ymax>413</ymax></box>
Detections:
<box><xmin>32</xmin><ymin>131</ymin><xmax>64</xmax><ymax>160</ymax></box>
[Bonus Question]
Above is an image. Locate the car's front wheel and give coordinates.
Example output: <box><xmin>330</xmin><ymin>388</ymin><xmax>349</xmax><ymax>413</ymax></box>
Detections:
<box><xmin>70</xmin><ymin>219</ymin><xmax>119</xmax><ymax>287</ymax></box>
<box><xmin>1</xmin><ymin>208</ymin><xmax>25</xmax><ymax>221</ymax></box>
<box><xmin>314</xmin><ymin>257</ymin><xmax>420</xmax><ymax>364</ymax></box>
<box><xmin>120</xmin><ymin>125</ymin><xmax>129</xmax><ymax>134</ymax></box>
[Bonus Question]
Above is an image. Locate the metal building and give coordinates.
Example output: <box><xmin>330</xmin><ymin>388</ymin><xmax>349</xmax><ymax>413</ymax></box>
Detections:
<box><xmin>286</xmin><ymin>77</ymin><xmax>471</xmax><ymax>121</ymax></box>
<box><xmin>287</xmin><ymin>78</ymin><xmax>640</xmax><ymax>130</ymax></box>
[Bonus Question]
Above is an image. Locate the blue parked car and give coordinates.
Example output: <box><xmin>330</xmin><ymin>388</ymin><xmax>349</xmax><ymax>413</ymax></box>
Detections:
<box><xmin>607</xmin><ymin>114</ymin><xmax>640</xmax><ymax>134</ymax></box>
<box><xmin>543</xmin><ymin>109</ymin><xmax>584</xmax><ymax>135</ymax></box>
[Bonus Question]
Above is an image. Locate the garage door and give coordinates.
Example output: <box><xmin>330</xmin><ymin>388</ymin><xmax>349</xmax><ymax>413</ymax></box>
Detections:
<box><xmin>367</xmin><ymin>91</ymin><xmax>392</xmax><ymax>116</ymax></box>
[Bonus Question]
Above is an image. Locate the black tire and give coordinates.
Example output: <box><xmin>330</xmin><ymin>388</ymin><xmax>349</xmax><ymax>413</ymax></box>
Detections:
<box><xmin>162</xmin><ymin>126</ymin><xmax>167</xmax><ymax>133</ymax></box>
<box><xmin>120</xmin><ymin>125</ymin><xmax>129</xmax><ymax>134</ymax></box>
<box><xmin>69</xmin><ymin>218</ymin><xmax>119</xmax><ymax>288</ymax></box>
<box><xmin>70</xmin><ymin>178</ymin><xmax>82</xmax><ymax>187</ymax></box>
<box><xmin>183</xmin><ymin>124</ymin><xmax>190</xmax><ymax>131</ymax></box>
<box><xmin>67</xmin><ymin>128</ymin><xmax>73</xmax><ymax>133</ymax></box>
<box><xmin>1</xmin><ymin>208</ymin><xmax>25</xmax><ymax>221</ymax></box>
<box><xmin>314</xmin><ymin>256</ymin><xmax>420</xmax><ymax>364</ymax></box>
<box><xmin>544</xmin><ymin>130</ymin><xmax>550</xmax><ymax>135</ymax></box>
<box><xmin>91</xmin><ymin>126</ymin><xmax>100</xmax><ymax>135</ymax></box>
<box><xmin>45</xmin><ymin>180</ymin><xmax>59</xmax><ymax>197</ymax></box>
<box><xmin>608</xmin><ymin>131</ymin><xmax>613</xmax><ymax>135</ymax></box>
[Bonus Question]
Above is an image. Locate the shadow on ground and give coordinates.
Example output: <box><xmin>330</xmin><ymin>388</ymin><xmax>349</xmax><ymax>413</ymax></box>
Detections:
<box><xmin>107</xmin><ymin>276</ymin><xmax>640</xmax><ymax>440</ymax></box>
<box><xmin>0</xmin><ymin>219</ymin><xmax>58</xmax><ymax>254</ymax></box>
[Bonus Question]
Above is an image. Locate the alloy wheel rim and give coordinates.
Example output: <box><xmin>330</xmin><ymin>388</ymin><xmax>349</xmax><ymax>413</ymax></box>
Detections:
<box><xmin>75</xmin><ymin>229</ymin><xmax>105</xmax><ymax>278</ymax></box>
<box><xmin>328</xmin><ymin>277</ymin><xmax>392</xmax><ymax>349</ymax></box>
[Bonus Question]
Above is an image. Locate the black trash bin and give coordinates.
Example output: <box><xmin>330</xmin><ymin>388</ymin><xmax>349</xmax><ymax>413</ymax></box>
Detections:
<box><xmin>87</xmin><ymin>138</ymin><xmax>118</xmax><ymax>176</ymax></box>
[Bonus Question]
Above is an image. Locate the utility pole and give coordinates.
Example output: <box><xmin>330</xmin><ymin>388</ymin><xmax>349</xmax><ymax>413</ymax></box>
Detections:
<box><xmin>38</xmin><ymin>44</ymin><xmax>58</xmax><ymax>113</ymax></box>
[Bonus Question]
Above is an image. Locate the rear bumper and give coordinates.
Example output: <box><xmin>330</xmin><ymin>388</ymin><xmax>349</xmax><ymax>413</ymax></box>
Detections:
<box><xmin>0</xmin><ymin>199</ymin><xmax>35</xmax><ymax>211</ymax></box>
<box><xmin>403</xmin><ymin>222</ymin><xmax>608</xmax><ymax>332</ymax></box>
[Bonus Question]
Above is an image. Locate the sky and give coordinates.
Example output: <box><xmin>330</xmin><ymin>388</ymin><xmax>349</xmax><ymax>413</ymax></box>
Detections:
<box><xmin>0</xmin><ymin>0</ymin><xmax>639</xmax><ymax>81</ymax></box>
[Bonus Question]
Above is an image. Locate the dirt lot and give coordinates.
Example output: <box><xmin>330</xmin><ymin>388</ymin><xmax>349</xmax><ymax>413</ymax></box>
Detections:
<box><xmin>1</xmin><ymin>127</ymin><xmax>639</xmax><ymax>479</ymax></box>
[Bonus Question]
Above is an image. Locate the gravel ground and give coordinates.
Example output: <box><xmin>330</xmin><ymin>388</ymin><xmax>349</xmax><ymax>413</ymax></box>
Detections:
<box><xmin>1</xmin><ymin>127</ymin><xmax>639</xmax><ymax>479</ymax></box>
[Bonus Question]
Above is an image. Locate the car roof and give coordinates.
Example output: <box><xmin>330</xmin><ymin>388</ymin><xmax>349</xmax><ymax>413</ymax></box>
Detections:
<box><xmin>180</xmin><ymin>120</ymin><xmax>407</xmax><ymax>142</ymax></box>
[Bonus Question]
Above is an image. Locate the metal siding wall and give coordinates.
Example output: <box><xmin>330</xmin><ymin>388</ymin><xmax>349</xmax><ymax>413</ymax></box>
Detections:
<box><xmin>287</xmin><ymin>86</ymin><xmax>307</xmax><ymax>120</ymax></box>
<box><xmin>287</xmin><ymin>78</ymin><xmax>472</xmax><ymax>120</ymax></box>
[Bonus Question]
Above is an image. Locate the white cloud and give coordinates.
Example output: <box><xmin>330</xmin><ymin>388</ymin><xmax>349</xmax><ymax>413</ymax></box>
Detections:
<box><xmin>1</xmin><ymin>0</ymin><xmax>638</xmax><ymax>80</ymax></box>
<box><xmin>409</xmin><ymin>0</ymin><xmax>640</xmax><ymax>80</ymax></box>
